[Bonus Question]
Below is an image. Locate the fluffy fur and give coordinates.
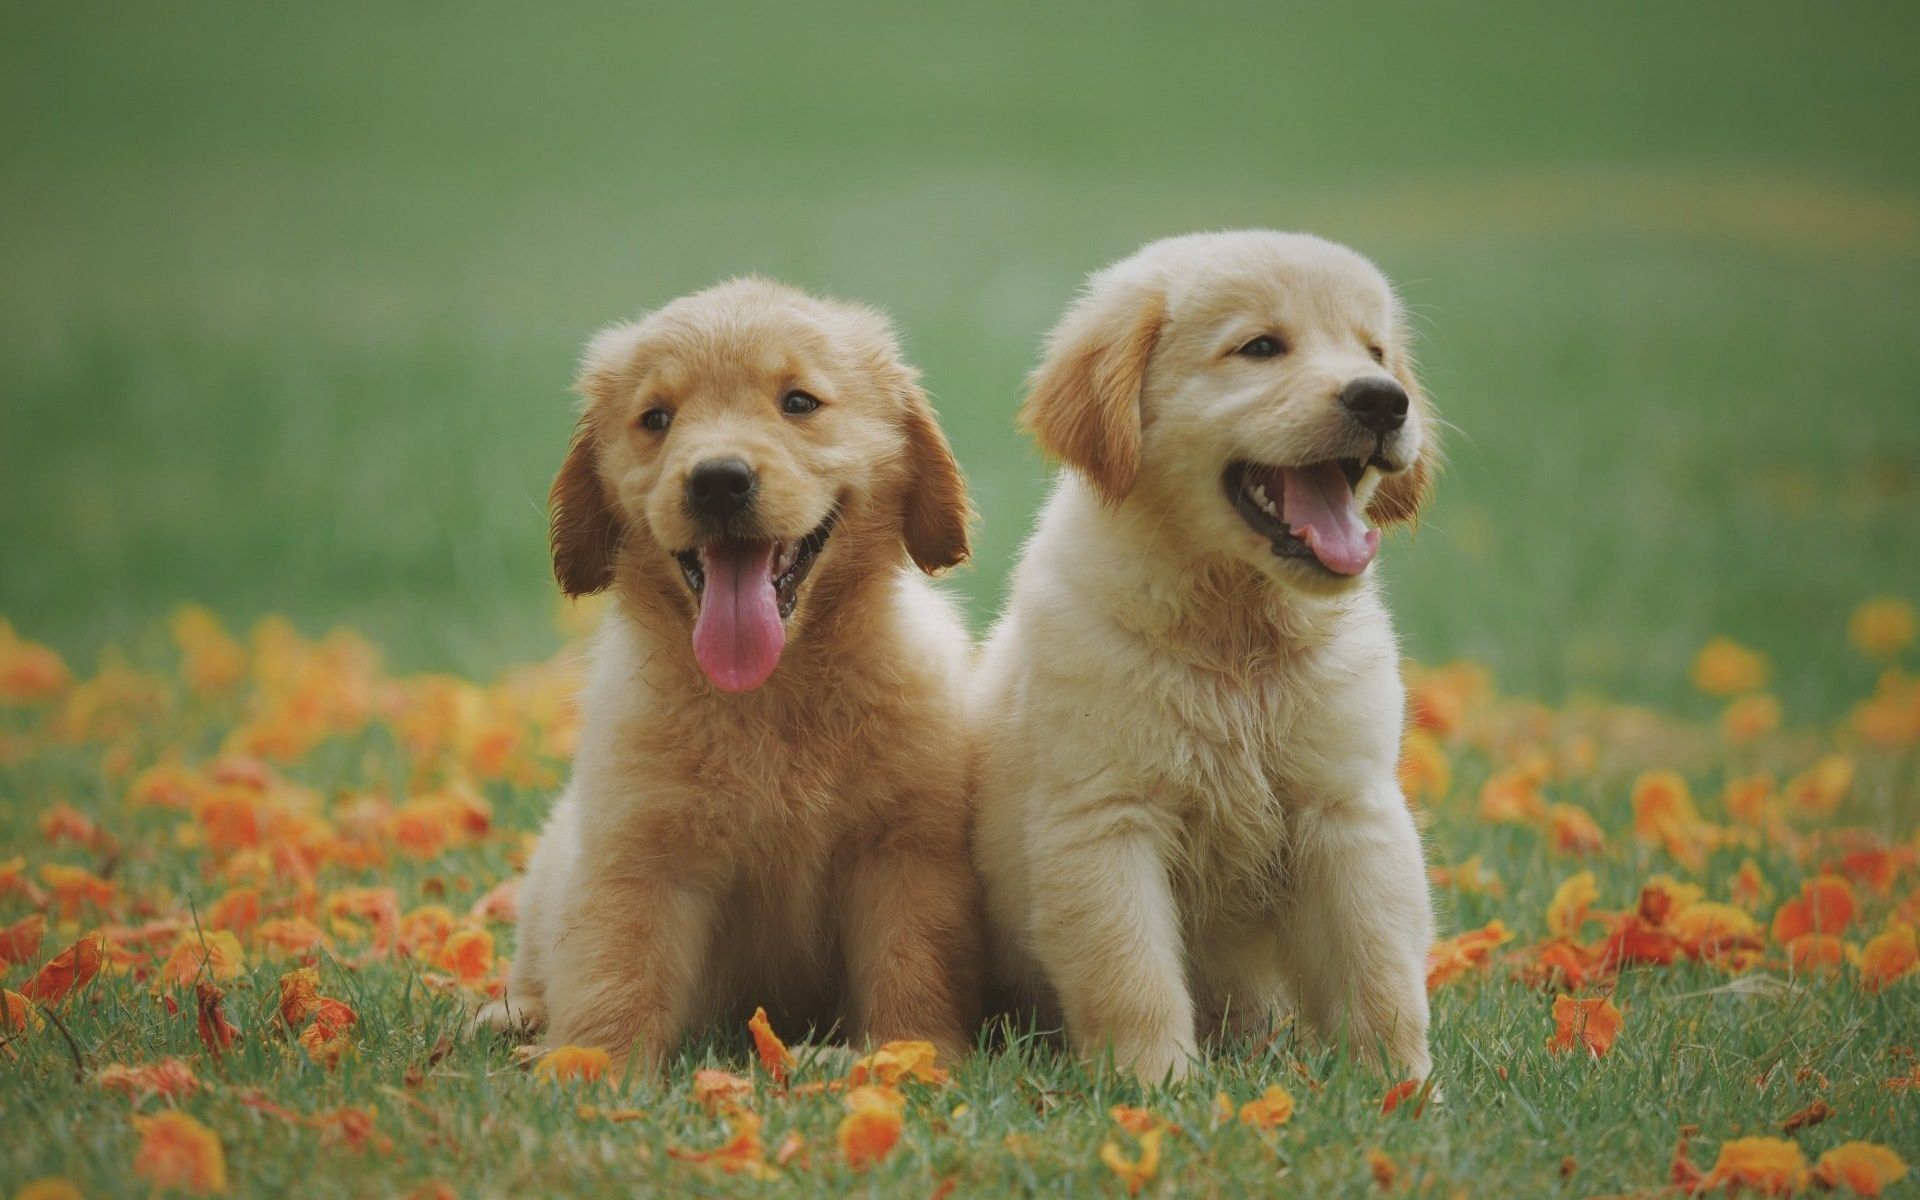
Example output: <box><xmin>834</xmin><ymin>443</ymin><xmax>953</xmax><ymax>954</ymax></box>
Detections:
<box><xmin>973</xmin><ymin>231</ymin><xmax>1439</xmax><ymax>1082</ymax></box>
<box><xmin>481</xmin><ymin>278</ymin><xmax>982</xmax><ymax>1064</ymax></box>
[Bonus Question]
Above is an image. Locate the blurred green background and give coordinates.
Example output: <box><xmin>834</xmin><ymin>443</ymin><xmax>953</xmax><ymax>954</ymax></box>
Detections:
<box><xmin>4</xmin><ymin>1</ymin><xmax>1917</xmax><ymax>712</ymax></box>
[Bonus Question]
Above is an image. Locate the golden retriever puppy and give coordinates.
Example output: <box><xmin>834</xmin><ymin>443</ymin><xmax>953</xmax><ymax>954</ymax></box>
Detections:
<box><xmin>478</xmin><ymin>278</ymin><xmax>981</xmax><ymax>1065</ymax></box>
<box><xmin>973</xmin><ymin>231</ymin><xmax>1438</xmax><ymax>1082</ymax></box>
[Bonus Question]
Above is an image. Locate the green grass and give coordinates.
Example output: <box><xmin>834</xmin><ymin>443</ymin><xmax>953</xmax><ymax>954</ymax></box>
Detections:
<box><xmin>4</xmin><ymin>1</ymin><xmax>1919</xmax><ymax>706</ymax></box>
<box><xmin>2</xmin><ymin>659</ymin><xmax>1916</xmax><ymax>1196</ymax></box>
<box><xmin>3</xmin><ymin>2</ymin><xmax>1919</xmax><ymax>1196</ymax></box>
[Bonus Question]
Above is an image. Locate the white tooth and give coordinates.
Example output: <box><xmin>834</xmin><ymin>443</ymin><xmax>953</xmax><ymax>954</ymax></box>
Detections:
<box><xmin>1262</xmin><ymin>497</ymin><xmax>1280</xmax><ymax>518</ymax></box>
<box><xmin>1250</xmin><ymin>483</ymin><xmax>1270</xmax><ymax>506</ymax></box>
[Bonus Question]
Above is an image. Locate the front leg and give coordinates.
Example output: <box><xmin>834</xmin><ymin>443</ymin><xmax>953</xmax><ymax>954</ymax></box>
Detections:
<box><xmin>840</xmin><ymin>826</ymin><xmax>983</xmax><ymax>1061</ymax></box>
<box><xmin>477</xmin><ymin>789</ymin><xmax>584</xmax><ymax>1037</ymax></box>
<box><xmin>542</xmin><ymin>856</ymin><xmax>718</xmax><ymax>1073</ymax></box>
<box><xmin>1277</xmin><ymin>784</ymin><xmax>1433</xmax><ymax>1079</ymax></box>
<box><xmin>1029</xmin><ymin>804</ymin><xmax>1195</xmax><ymax>1083</ymax></box>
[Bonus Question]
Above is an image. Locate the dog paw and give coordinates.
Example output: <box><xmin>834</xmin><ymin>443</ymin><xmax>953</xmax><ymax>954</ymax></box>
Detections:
<box><xmin>474</xmin><ymin>996</ymin><xmax>547</xmax><ymax>1035</ymax></box>
<box><xmin>1115</xmin><ymin>1037</ymin><xmax>1194</xmax><ymax>1086</ymax></box>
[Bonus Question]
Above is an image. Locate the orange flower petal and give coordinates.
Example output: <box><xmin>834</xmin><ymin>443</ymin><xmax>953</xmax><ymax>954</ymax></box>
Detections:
<box><xmin>1636</xmin><ymin>875</ymin><xmax>1703</xmax><ymax>926</ymax></box>
<box><xmin>252</xmin><ymin>916</ymin><xmax>329</xmax><ymax>959</ymax></box>
<box><xmin>670</xmin><ymin>1108</ymin><xmax>776</xmax><ymax>1178</ymax></box>
<box><xmin>1380</xmin><ymin>1079</ymin><xmax>1423</xmax><ymax>1115</ymax></box>
<box><xmin>534</xmin><ymin>1045</ymin><xmax>611</xmax><ymax>1085</ymax></box>
<box><xmin>1771</xmin><ymin>875</ymin><xmax>1857</xmax><ymax>944</ymax></box>
<box><xmin>1548</xmin><ymin>804</ymin><xmax>1606</xmax><ymax>855</ymax></box>
<box><xmin>1691</xmin><ymin>637</ymin><xmax>1770</xmax><ymax>695</ymax></box>
<box><xmin>1720</xmin><ymin>693</ymin><xmax>1781</xmax><ymax>743</ymax></box>
<box><xmin>1730</xmin><ymin>858</ymin><xmax>1772</xmax><ymax>909</ymax></box>
<box><xmin>1238</xmin><ymin>1085</ymin><xmax>1295</xmax><ymax>1129</ymax></box>
<box><xmin>1546</xmin><ymin>994</ymin><xmax>1623</xmax><ymax>1057</ymax></box>
<box><xmin>203</xmin><ymin>887</ymin><xmax>261</xmax><ymax>937</ymax></box>
<box><xmin>3</xmin><ymin>988</ymin><xmax>44</xmax><ymax>1032</ymax></box>
<box><xmin>1368</xmin><ymin>1149</ymin><xmax>1398</xmax><ymax>1189</ymax></box>
<box><xmin>1479</xmin><ymin>768</ymin><xmax>1546</xmax><ymax>825</ymax></box>
<box><xmin>38</xmin><ymin>864</ymin><xmax>117</xmax><ymax>919</ymax></box>
<box><xmin>0</xmin><ymin>912</ymin><xmax>46</xmax><ymax>968</ymax></box>
<box><xmin>308</xmin><ymin>1105</ymin><xmax>393</xmax><ymax>1155</ymax></box>
<box><xmin>0</xmin><ymin>627</ymin><xmax>72</xmax><ymax>704</ymax></box>
<box><xmin>195</xmin><ymin>982</ymin><xmax>240</xmax><ymax>1057</ymax></box>
<box><xmin>433</xmin><ymin>927</ymin><xmax>494</xmax><ymax>984</ymax></box>
<box><xmin>1631</xmin><ymin>770</ymin><xmax>1712</xmax><ymax>869</ymax></box>
<box><xmin>849</xmin><ymin>1040</ymin><xmax>948</xmax><ymax>1087</ymax></box>
<box><xmin>154</xmin><ymin>930</ymin><xmax>246</xmax><ymax>991</ymax></box>
<box><xmin>693</xmin><ymin>1068</ymin><xmax>754</xmax><ymax>1112</ymax></box>
<box><xmin>1547</xmin><ymin>872</ymin><xmax>1599</xmax><ymax>939</ymax></box>
<box><xmin>1813</xmin><ymin>1141</ymin><xmax>1908</xmax><ymax>1196</ymax></box>
<box><xmin>278</xmin><ymin>966</ymin><xmax>322</xmax><ymax>1027</ymax></box>
<box><xmin>1699</xmin><ymin>1136</ymin><xmax>1808</xmax><ymax>1195</ymax></box>
<box><xmin>747</xmin><ymin>1006</ymin><xmax>795</xmax><ymax>1081</ymax></box>
<box><xmin>1785</xmin><ymin>932</ymin><xmax>1849</xmax><ymax>972</ymax></box>
<box><xmin>1598</xmin><ymin>913</ymin><xmax>1683</xmax><ymax>969</ymax></box>
<box><xmin>1858</xmin><ymin>924</ymin><xmax>1918</xmax><ymax>991</ymax></box>
<box><xmin>132</xmin><ymin>1110</ymin><xmax>228</xmax><ymax>1195</ymax></box>
<box><xmin>21</xmin><ymin>931</ymin><xmax>106</xmax><ymax>1004</ymax></box>
<box><xmin>1778</xmin><ymin>1098</ymin><xmax>1833</xmax><ymax>1133</ymax></box>
<box><xmin>1785</xmin><ymin>755</ymin><xmax>1855</xmax><ymax>816</ymax></box>
<box><xmin>96</xmin><ymin>1057</ymin><xmax>201</xmax><ymax>1103</ymax></box>
<box><xmin>1098</xmin><ymin>1127</ymin><xmax>1163</xmax><ymax>1196</ymax></box>
<box><xmin>838</xmin><ymin>1085</ymin><xmax>906</xmax><ymax>1170</ymax></box>
<box><xmin>1425</xmin><ymin>919</ymin><xmax>1512</xmax><ymax>991</ymax></box>
<box><xmin>1849</xmin><ymin>597</ymin><xmax>1917</xmax><ymax>658</ymax></box>
<box><xmin>1669</xmin><ymin>902</ymin><xmax>1762</xmax><ymax>959</ymax></box>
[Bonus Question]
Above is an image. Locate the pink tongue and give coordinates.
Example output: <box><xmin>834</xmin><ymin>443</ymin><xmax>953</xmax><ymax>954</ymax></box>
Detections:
<box><xmin>1280</xmin><ymin>462</ymin><xmax>1380</xmax><ymax>576</ymax></box>
<box><xmin>692</xmin><ymin>540</ymin><xmax>786</xmax><ymax>692</ymax></box>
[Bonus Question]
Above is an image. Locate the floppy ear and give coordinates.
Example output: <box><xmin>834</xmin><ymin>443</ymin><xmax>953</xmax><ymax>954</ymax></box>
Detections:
<box><xmin>548</xmin><ymin>415</ymin><xmax>624</xmax><ymax>596</ymax></box>
<box><xmin>549</xmin><ymin>320</ymin><xmax>646</xmax><ymax>596</ymax></box>
<box><xmin>1020</xmin><ymin>275</ymin><xmax>1164</xmax><ymax>505</ymax></box>
<box><xmin>898</xmin><ymin>381</ymin><xmax>974</xmax><ymax>574</ymax></box>
<box><xmin>1366</xmin><ymin>357</ymin><xmax>1439</xmax><ymax>527</ymax></box>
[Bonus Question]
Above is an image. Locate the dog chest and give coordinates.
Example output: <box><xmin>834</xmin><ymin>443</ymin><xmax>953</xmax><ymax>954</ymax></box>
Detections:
<box><xmin>1130</xmin><ymin>654</ymin><xmax>1382</xmax><ymax>912</ymax></box>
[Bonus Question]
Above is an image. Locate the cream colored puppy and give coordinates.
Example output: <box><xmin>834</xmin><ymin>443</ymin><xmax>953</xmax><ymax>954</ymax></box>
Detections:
<box><xmin>974</xmin><ymin>231</ymin><xmax>1438</xmax><ymax>1083</ymax></box>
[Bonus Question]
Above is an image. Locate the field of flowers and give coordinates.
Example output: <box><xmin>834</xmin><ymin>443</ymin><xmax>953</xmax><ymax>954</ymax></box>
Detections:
<box><xmin>1</xmin><ymin>597</ymin><xmax>1915</xmax><ymax>1197</ymax></box>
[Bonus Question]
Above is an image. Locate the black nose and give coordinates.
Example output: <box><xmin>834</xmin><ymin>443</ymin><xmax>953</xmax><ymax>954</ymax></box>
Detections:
<box><xmin>1339</xmin><ymin>377</ymin><xmax>1409</xmax><ymax>436</ymax></box>
<box><xmin>685</xmin><ymin>458</ymin><xmax>757</xmax><ymax>520</ymax></box>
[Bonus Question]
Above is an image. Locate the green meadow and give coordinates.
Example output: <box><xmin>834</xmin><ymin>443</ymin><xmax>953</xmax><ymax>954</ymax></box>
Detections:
<box><xmin>6</xmin><ymin>1</ymin><xmax>1918</xmax><ymax>705</ymax></box>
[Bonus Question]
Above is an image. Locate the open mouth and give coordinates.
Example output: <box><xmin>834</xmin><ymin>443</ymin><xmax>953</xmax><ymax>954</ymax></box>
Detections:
<box><xmin>672</xmin><ymin>513</ymin><xmax>835</xmax><ymax>693</ymax></box>
<box><xmin>674</xmin><ymin>513</ymin><xmax>834</xmax><ymax>620</ymax></box>
<box><xmin>1222</xmin><ymin>456</ymin><xmax>1386</xmax><ymax>577</ymax></box>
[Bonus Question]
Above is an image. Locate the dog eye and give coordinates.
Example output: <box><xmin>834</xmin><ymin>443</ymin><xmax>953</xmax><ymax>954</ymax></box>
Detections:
<box><xmin>1235</xmin><ymin>335</ymin><xmax>1286</xmax><ymax>359</ymax></box>
<box><xmin>639</xmin><ymin>408</ymin><xmax>673</xmax><ymax>432</ymax></box>
<box><xmin>781</xmin><ymin>390</ymin><xmax>822</xmax><ymax>415</ymax></box>
<box><xmin>1368</xmin><ymin>344</ymin><xmax>1386</xmax><ymax>365</ymax></box>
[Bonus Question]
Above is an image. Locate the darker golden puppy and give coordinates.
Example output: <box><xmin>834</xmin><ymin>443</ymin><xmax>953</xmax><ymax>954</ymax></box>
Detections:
<box><xmin>481</xmin><ymin>278</ymin><xmax>981</xmax><ymax>1065</ymax></box>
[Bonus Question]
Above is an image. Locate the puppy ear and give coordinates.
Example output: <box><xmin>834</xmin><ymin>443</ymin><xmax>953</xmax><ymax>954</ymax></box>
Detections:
<box><xmin>898</xmin><ymin>380</ymin><xmax>974</xmax><ymax>574</ymax></box>
<box><xmin>1020</xmin><ymin>276</ymin><xmax>1164</xmax><ymax>505</ymax></box>
<box><xmin>549</xmin><ymin>416</ymin><xmax>624</xmax><ymax>596</ymax></box>
<box><xmin>550</xmin><ymin>320</ymin><xmax>644</xmax><ymax>596</ymax></box>
<box><xmin>1367</xmin><ymin>358</ymin><xmax>1439</xmax><ymax>527</ymax></box>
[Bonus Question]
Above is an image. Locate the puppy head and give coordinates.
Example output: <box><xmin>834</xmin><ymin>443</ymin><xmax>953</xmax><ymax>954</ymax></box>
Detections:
<box><xmin>552</xmin><ymin>278</ymin><xmax>970</xmax><ymax>692</ymax></box>
<box><xmin>1023</xmin><ymin>231</ymin><xmax>1436</xmax><ymax>596</ymax></box>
